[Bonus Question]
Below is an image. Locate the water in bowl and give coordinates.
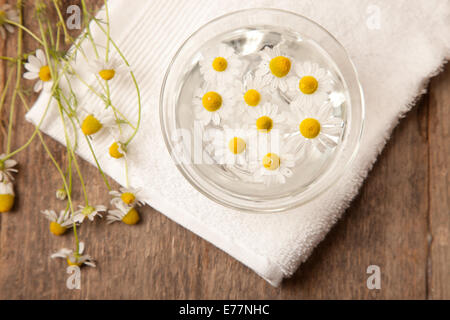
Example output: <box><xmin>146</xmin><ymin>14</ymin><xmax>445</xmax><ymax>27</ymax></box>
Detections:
<box><xmin>174</xmin><ymin>25</ymin><xmax>349</xmax><ymax>202</ymax></box>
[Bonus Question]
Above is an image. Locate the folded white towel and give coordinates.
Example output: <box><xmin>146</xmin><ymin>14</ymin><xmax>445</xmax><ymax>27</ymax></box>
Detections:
<box><xmin>26</xmin><ymin>0</ymin><xmax>449</xmax><ymax>286</ymax></box>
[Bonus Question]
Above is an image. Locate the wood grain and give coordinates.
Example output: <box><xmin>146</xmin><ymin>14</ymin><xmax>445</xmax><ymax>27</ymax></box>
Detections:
<box><xmin>428</xmin><ymin>67</ymin><xmax>450</xmax><ymax>299</ymax></box>
<box><xmin>0</xmin><ymin>1</ymin><xmax>448</xmax><ymax>299</ymax></box>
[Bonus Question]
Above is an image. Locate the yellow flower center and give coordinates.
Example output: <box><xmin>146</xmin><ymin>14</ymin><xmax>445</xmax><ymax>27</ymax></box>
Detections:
<box><xmin>299</xmin><ymin>118</ymin><xmax>321</xmax><ymax>139</ymax></box>
<box><xmin>99</xmin><ymin>69</ymin><xmax>116</xmax><ymax>81</ymax></box>
<box><xmin>0</xmin><ymin>194</ymin><xmax>14</xmax><ymax>213</ymax></box>
<box><xmin>202</xmin><ymin>91</ymin><xmax>222</xmax><ymax>112</ymax></box>
<box><xmin>244</xmin><ymin>89</ymin><xmax>261</xmax><ymax>107</ymax></box>
<box><xmin>81</xmin><ymin>115</ymin><xmax>102</xmax><ymax>135</ymax></box>
<box><xmin>228</xmin><ymin>137</ymin><xmax>246</xmax><ymax>154</ymax></box>
<box><xmin>212</xmin><ymin>57</ymin><xmax>228</xmax><ymax>72</ymax></box>
<box><xmin>0</xmin><ymin>11</ymin><xmax>7</xmax><ymax>25</ymax></box>
<box><xmin>38</xmin><ymin>65</ymin><xmax>52</xmax><ymax>82</ymax></box>
<box><xmin>269</xmin><ymin>56</ymin><xmax>291</xmax><ymax>78</ymax></box>
<box><xmin>121</xmin><ymin>192</ymin><xmax>136</xmax><ymax>205</ymax></box>
<box><xmin>299</xmin><ymin>76</ymin><xmax>319</xmax><ymax>94</ymax></box>
<box><xmin>122</xmin><ymin>207</ymin><xmax>140</xmax><ymax>225</ymax></box>
<box><xmin>256</xmin><ymin>116</ymin><xmax>273</xmax><ymax>132</ymax></box>
<box><xmin>67</xmin><ymin>258</ymin><xmax>82</xmax><ymax>267</ymax></box>
<box><xmin>109</xmin><ymin>142</ymin><xmax>124</xmax><ymax>159</ymax></box>
<box><xmin>262</xmin><ymin>153</ymin><xmax>280</xmax><ymax>171</ymax></box>
<box><xmin>50</xmin><ymin>221</ymin><xmax>67</xmax><ymax>236</ymax></box>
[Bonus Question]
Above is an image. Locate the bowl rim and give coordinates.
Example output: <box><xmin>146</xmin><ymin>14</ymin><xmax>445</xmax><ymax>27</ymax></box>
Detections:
<box><xmin>160</xmin><ymin>7</ymin><xmax>365</xmax><ymax>214</ymax></box>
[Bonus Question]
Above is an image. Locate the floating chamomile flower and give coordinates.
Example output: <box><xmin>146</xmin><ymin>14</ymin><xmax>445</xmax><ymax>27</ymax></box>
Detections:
<box><xmin>193</xmin><ymin>85</ymin><xmax>236</xmax><ymax>126</ymax></box>
<box><xmin>287</xmin><ymin>101</ymin><xmax>343</xmax><ymax>154</ymax></box>
<box><xmin>246</xmin><ymin>103</ymin><xmax>284</xmax><ymax>133</ymax></box>
<box><xmin>253</xmin><ymin>147</ymin><xmax>295</xmax><ymax>186</ymax></box>
<box><xmin>107</xmin><ymin>202</ymin><xmax>140</xmax><ymax>225</ymax></box>
<box><xmin>51</xmin><ymin>242</ymin><xmax>96</xmax><ymax>267</ymax></box>
<box><xmin>79</xmin><ymin>108</ymin><xmax>115</xmax><ymax>136</ymax></box>
<box><xmin>0</xmin><ymin>4</ymin><xmax>19</xmax><ymax>39</ymax></box>
<box><xmin>41</xmin><ymin>209</ymin><xmax>74</xmax><ymax>236</ymax></box>
<box><xmin>0</xmin><ymin>154</ymin><xmax>18</xmax><ymax>182</ymax></box>
<box><xmin>209</xmin><ymin>127</ymin><xmax>251</xmax><ymax>166</ymax></box>
<box><xmin>288</xmin><ymin>61</ymin><xmax>333</xmax><ymax>109</ymax></box>
<box><xmin>235</xmin><ymin>74</ymin><xmax>271</xmax><ymax>110</ymax></box>
<box><xmin>109</xmin><ymin>187</ymin><xmax>143</xmax><ymax>207</ymax></box>
<box><xmin>256</xmin><ymin>45</ymin><xmax>292</xmax><ymax>92</ymax></box>
<box><xmin>0</xmin><ymin>181</ymin><xmax>14</xmax><ymax>213</ymax></box>
<box><xmin>23</xmin><ymin>49</ymin><xmax>53</xmax><ymax>93</ymax></box>
<box><xmin>199</xmin><ymin>44</ymin><xmax>242</xmax><ymax>85</ymax></box>
<box><xmin>73</xmin><ymin>204</ymin><xmax>107</xmax><ymax>223</ymax></box>
<box><xmin>90</xmin><ymin>57</ymin><xmax>127</xmax><ymax>81</ymax></box>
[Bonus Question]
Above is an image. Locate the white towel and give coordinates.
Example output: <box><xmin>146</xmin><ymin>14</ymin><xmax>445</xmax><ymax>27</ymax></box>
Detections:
<box><xmin>26</xmin><ymin>0</ymin><xmax>449</xmax><ymax>286</ymax></box>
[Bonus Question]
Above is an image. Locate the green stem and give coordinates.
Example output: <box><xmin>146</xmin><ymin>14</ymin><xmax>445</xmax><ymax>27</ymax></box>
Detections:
<box><xmin>0</xmin><ymin>68</ymin><xmax>15</xmax><ymax>116</ymax></box>
<box><xmin>6</xmin><ymin>1</ymin><xmax>23</xmax><ymax>154</ymax></box>
<box><xmin>52</xmin><ymin>0</ymin><xmax>73</xmax><ymax>44</ymax></box>
<box><xmin>80</xmin><ymin>0</ymin><xmax>99</xmax><ymax>59</ymax></box>
<box><xmin>5</xmin><ymin>19</ymin><xmax>44</xmax><ymax>46</ymax></box>
<box><xmin>93</xmin><ymin>19</ymin><xmax>142</xmax><ymax>146</ymax></box>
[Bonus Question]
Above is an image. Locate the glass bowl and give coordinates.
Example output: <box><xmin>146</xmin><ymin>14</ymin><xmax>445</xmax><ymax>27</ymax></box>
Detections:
<box><xmin>160</xmin><ymin>8</ymin><xmax>364</xmax><ymax>213</ymax></box>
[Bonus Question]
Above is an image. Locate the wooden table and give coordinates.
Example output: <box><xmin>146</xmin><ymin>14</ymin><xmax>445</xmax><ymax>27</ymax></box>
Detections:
<box><xmin>0</xmin><ymin>1</ymin><xmax>448</xmax><ymax>299</ymax></box>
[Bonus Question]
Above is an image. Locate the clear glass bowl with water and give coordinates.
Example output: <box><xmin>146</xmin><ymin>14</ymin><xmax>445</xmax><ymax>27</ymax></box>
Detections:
<box><xmin>160</xmin><ymin>8</ymin><xmax>364</xmax><ymax>213</ymax></box>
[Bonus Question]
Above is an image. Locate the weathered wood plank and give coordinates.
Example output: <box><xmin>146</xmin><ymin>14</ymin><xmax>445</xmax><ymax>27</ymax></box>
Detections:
<box><xmin>427</xmin><ymin>64</ymin><xmax>450</xmax><ymax>300</ymax></box>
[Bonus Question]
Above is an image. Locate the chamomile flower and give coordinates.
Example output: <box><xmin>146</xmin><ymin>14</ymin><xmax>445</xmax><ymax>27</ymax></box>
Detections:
<box><xmin>51</xmin><ymin>242</ymin><xmax>96</xmax><ymax>267</ymax></box>
<box><xmin>255</xmin><ymin>45</ymin><xmax>293</xmax><ymax>92</ymax></box>
<box><xmin>288</xmin><ymin>61</ymin><xmax>333</xmax><ymax>109</ymax></box>
<box><xmin>199</xmin><ymin>44</ymin><xmax>242</xmax><ymax>85</ymax></box>
<box><xmin>0</xmin><ymin>4</ymin><xmax>19</xmax><ymax>39</ymax></box>
<box><xmin>235</xmin><ymin>74</ymin><xmax>271</xmax><ymax>111</ymax></box>
<box><xmin>79</xmin><ymin>108</ymin><xmax>115</xmax><ymax>136</ymax></box>
<box><xmin>23</xmin><ymin>49</ymin><xmax>54</xmax><ymax>93</ymax></box>
<box><xmin>90</xmin><ymin>57</ymin><xmax>128</xmax><ymax>81</ymax></box>
<box><xmin>55</xmin><ymin>188</ymin><xmax>67</xmax><ymax>200</ymax></box>
<box><xmin>0</xmin><ymin>181</ymin><xmax>14</xmax><ymax>213</ymax></box>
<box><xmin>109</xmin><ymin>141</ymin><xmax>126</xmax><ymax>159</ymax></box>
<box><xmin>246</xmin><ymin>103</ymin><xmax>285</xmax><ymax>133</ymax></box>
<box><xmin>73</xmin><ymin>204</ymin><xmax>107</xmax><ymax>223</ymax></box>
<box><xmin>193</xmin><ymin>85</ymin><xmax>236</xmax><ymax>126</ymax></box>
<box><xmin>287</xmin><ymin>101</ymin><xmax>343</xmax><ymax>154</ymax></box>
<box><xmin>109</xmin><ymin>187</ymin><xmax>143</xmax><ymax>207</ymax></box>
<box><xmin>107</xmin><ymin>202</ymin><xmax>140</xmax><ymax>225</ymax></box>
<box><xmin>41</xmin><ymin>209</ymin><xmax>74</xmax><ymax>236</ymax></box>
<box><xmin>0</xmin><ymin>154</ymin><xmax>18</xmax><ymax>182</ymax></box>
<box><xmin>253</xmin><ymin>146</ymin><xmax>295</xmax><ymax>186</ymax></box>
<box><xmin>209</xmin><ymin>127</ymin><xmax>251</xmax><ymax>166</ymax></box>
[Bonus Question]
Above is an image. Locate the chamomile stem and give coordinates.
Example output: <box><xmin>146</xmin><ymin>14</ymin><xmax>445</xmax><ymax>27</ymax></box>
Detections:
<box><xmin>5</xmin><ymin>19</ymin><xmax>44</xmax><ymax>46</ymax></box>
<box><xmin>46</xmin><ymin>20</ymin><xmax>54</xmax><ymax>47</ymax></box>
<box><xmin>104</xmin><ymin>0</ymin><xmax>110</xmax><ymax>63</ymax></box>
<box><xmin>56</xmin><ymin>96</ymin><xmax>89</xmax><ymax>205</ymax></box>
<box><xmin>0</xmin><ymin>56</ymin><xmax>18</xmax><ymax>62</ymax></box>
<box><xmin>69</xmin><ymin>68</ymin><xmax>136</xmax><ymax>129</ymax></box>
<box><xmin>124</xmin><ymin>157</ymin><xmax>130</xmax><ymax>187</ymax></box>
<box><xmin>6</xmin><ymin>1</ymin><xmax>23</xmax><ymax>154</ymax></box>
<box><xmin>3</xmin><ymin>31</ymin><xmax>79</xmax><ymax>161</ymax></box>
<box><xmin>18</xmin><ymin>91</ymin><xmax>75</xmax><ymax>216</ymax></box>
<box><xmin>55</xmin><ymin>24</ymin><xmax>61</xmax><ymax>51</ymax></box>
<box><xmin>37</xmin><ymin>17</ymin><xmax>83</xmax><ymax>254</ymax></box>
<box><xmin>83</xmin><ymin>133</ymin><xmax>111</xmax><ymax>190</ymax></box>
<box><xmin>80</xmin><ymin>0</ymin><xmax>99</xmax><ymax>59</ymax></box>
<box><xmin>92</xmin><ymin>19</ymin><xmax>142</xmax><ymax>146</ymax></box>
<box><xmin>52</xmin><ymin>0</ymin><xmax>72</xmax><ymax>44</ymax></box>
<box><xmin>0</xmin><ymin>68</ymin><xmax>15</xmax><ymax>116</ymax></box>
<box><xmin>105</xmin><ymin>80</ymin><xmax>123</xmax><ymax>135</ymax></box>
